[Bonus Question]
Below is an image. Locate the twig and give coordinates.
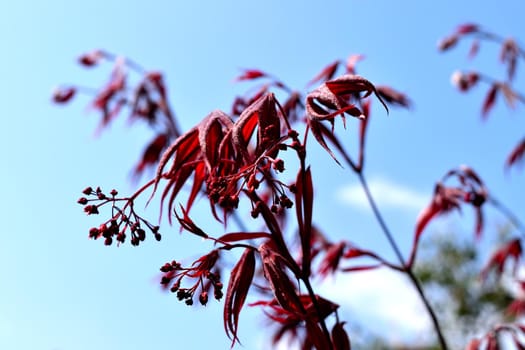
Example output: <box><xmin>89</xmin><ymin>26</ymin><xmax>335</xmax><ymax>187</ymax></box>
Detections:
<box><xmin>357</xmin><ymin>172</ymin><xmax>449</xmax><ymax>350</ymax></box>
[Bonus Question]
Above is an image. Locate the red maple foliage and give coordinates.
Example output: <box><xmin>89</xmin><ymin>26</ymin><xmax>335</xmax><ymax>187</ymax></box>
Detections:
<box><xmin>57</xmin><ymin>22</ymin><xmax>525</xmax><ymax>349</ymax></box>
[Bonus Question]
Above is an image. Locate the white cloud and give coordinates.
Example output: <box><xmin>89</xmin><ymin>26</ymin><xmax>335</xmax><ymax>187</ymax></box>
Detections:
<box><xmin>337</xmin><ymin>177</ymin><xmax>429</xmax><ymax>213</ymax></box>
<box><xmin>317</xmin><ymin>268</ymin><xmax>434</xmax><ymax>345</ymax></box>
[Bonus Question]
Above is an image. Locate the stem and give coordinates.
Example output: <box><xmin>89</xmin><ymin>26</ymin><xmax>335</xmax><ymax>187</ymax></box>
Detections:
<box><xmin>488</xmin><ymin>195</ymin><xmax>525</xmax><ymax>239</ymax></box>
<box><xmin>477</xmin><ymin>73</ymin><xmax>525</xmax><ymax>104</ymax></box>
<box><xmin>357</xmin><ymin>172</ymin><xmax>449</xmax><ymax>350</ymax></box>
<box><xmin>301</xmin><ymin>275</ymin><xmax>333</xmax><ymax>348</ymax></box>
<box><xmin>295</xmin><ymin>138</ymin><xmax>332</xmax><ymax>348</ymax></box>
<box><xmin>357</xmin><ymin>173</ymin><xmax>405</xmax><ymax>263</ymax></box>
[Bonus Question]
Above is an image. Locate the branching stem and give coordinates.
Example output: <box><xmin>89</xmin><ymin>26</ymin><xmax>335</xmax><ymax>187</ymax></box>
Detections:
<box><xmin>357</xmin><ymin>171</ymin><xmax>449</xmax><ymax>350</ymax></box>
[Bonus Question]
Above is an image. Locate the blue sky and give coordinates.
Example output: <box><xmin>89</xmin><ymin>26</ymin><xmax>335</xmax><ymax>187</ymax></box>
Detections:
<box><xmin>1</xmin><ymin>1</ymin><xmax>524</xmax><ymax>349</ymax></box>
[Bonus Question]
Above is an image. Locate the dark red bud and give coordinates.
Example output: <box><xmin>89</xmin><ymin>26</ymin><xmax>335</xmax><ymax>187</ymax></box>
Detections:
<box><xmin>78</xmin><ymin>50</ymin><xmax>103</xmax><ymax>67</ymax></box>
<box><xmin>88</xmin><ymin>227</ymin><xmax>99</xmax><ymax>239</ymax></box>
<box><xmin>82</xmin><ymin>187</ymin><xmax>93</xmax><ymax>195</ymax></box>
<box><xmin>84</xmin><ymin>205</ymin><xmax>99</xmax><ymax>215</ymax></box>
<box><xmin>137</xmin><ymin>229</ymin><xmax>146</xmax><ymax>241</ymax></box>
<box><xmin>199</xmin><ymin>292</ymin><xmax>208</xmax><ymax>305</ymax></box>
<box><xmin>52</xmin><ymin>87</ymin><xmax>76</xmax><ymax>103</ymax></box>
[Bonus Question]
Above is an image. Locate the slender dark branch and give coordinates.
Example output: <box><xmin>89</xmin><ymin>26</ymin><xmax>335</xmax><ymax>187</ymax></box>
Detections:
<box><xmin>477</xmin><ymin>73</ymin><xmax>525</xmax><ymax>104</ymax></box>
<box><xmin>301</xmin><ymin>275</ymin><xmax>333</xmax><ymax>348</ymax></box>
<box><xmin>230</xmin><ymin>211</ymin><xmax>248</xmax><ymax>232</ymax></box>
<box><xmin>357</xmin><ymin>172</ymin><xmax>449</xmax><ymax>350</ymax></box>
<box><xmin>405</xmin><ymin>269</ymin><xmax>449</xmax><ymax>349</ymax></box>
<box><xmin>357</xmin><ymin>173</ymin><xmax>405</xmax><ymax>264</ymax></box>
<box><xmin>475</xmin><ymin>31</ymin><xmax>525</xmax><ymax>61</ymax></box>
<box><xmin>488</xmin><ymin>195</ymin><xmax>525</xmax><ymax>239</ymax></box>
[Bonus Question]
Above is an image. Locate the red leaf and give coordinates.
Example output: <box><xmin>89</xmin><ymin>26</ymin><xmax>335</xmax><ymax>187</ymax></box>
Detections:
<box><xmin>78</xmin><ymin>50</ymin><xmax>104</xmax><ymax>67</ymax></box>
<box><xmin>332</xmin><ymin>322</ymin><xmax>351</xmax><ymax>350</ymax></box>
<box><xmin>318</xmin><ymin>241</ymin><xmax>346</xmax><ymax>277</ymax></box>
<box><xmin>474</xmin><ymin>206</ymin><xmax>484</xmax><ymax>240</ymax></box>
<box><xmin>52</xmin><ymin>87</ymin><xmax>76</xmax><ymax>103</ymax></box>
<box><xmin>469</xmin><ymin>40</ymin><xmax>480</xmax><ymax>59</ymax></box>
<box><xmin>481</xmin><ymin>238</ymin><xmax>522</xmax><ymax>280</ymax></box>
<box><xmin>340</xmin><ymin>264</ymin><xmax>382</xmax><ymax>272</ymax></box>
<box><xmin>345</xmin><ymin>54</ymin><xmax>364</xmax><ymax>75</ymax></box>
<box><xmin>457</xmin><ymin>164</ymin><xmax>484</xmax><ymax>186</ymax></box>
<box><xmin>174</xmin><ymin>205</ymin><xmax>208</xmax><ymax>238</ymax></box>
<box><xmin>198</xmin><ymin>110</ymin><xmax>234</xmax><ymax>171</ymax></box>
<box><xmin>235</xmin><ymin>69</ymin><xmax>267</xmax><ymax>82</ymax></box>
<box><xmin>376</xmin><ymin>85</ymin><xmax>411</xmax><ymax>108</ymax></box>
<box><xmin>217</xmin><ymin>232</ymin><xmax>272</xmax><ymax>243</ymax></box>
<box><xmin>186</xmin><ymin>161</ymin><xmax>206</xmax><ymax>214</ymax></box>
<box><xmin>501</xmin><ymin>39</ymin><xmax>518</xmax><ymax>81</ymax></box>
<box><xmin>325</xmin><ymin>75</ymin><xmax>388</xmax><ymax>112</ymax></box>
<box><xmin>507</xmin><ymin>299</ymin><xmax>525</xmax><ymax>317</ymax></box>
<box><xmin>486</xmin><ymin>334</ymin><xmax>498</xmax><ymax>350</ymax></box>
<box><xmin>232</xmin><ymin>92</ymin><xmax>284</xmax><ymax>163</ymax></box>
<box><xmin>456</xmin><ymin>23</ymin><xmax>479</xmax><ymax>35</ymax></box>
<box><xmin>482</xmin><ymin>84</ymin><xmax>499</xmax><ymax>119</ymax></box>
<box><xmin>295</xmin><ymin>166</ymin><xmax>314</xmax><ymax>277</ymax></box>
<box><xmin>244</xmin><ymin>192</ymin><xmax>297</xmax><ymax>271</ymax></box>
<box><xmin>307</xmin><ymin>60</ymin><xmax>340</xmax><ymax>87</ymax></box>
<box><xmin>152</xmin><ymin>126</ymin><xmax>201</xmax><ymax>221</ymax></box>
<box><xmin>506</xmin><ymin>138</ymin><xmax>525</xmax><ymax>169</ymax></box>
<box><xmin>259</xmin><ymin>241</ymin><xmax>305</xmax><ymax>316</ymax></box>
<box><xmin>465</xmin><ymin>337</ymin><xmax>482</xmax><ymax>350</ymax></box>
<box><xmin>224</xmin><ymin>248</ymin><xmax>256</xmax><ymax>346</ymax></box>
<box><xmin>146</xmin><ymin>71</ymin><xmax>167</xmax><ymax>100</ymax></box>
<box><xmin>307</xmin><ymin>117</ymin><xmax>356</xmax><ymax>168</ymax></box>
<box><xmin>408</xmin><ymin>200</ymin><xmax>441</xmax><ymax>268</ymax></box>
<box><xmin>304</xmin><ymin>321</ymin><xmax>331</xmax><ymax>350</ymax></box>
<box><xmin>133</xmin><ymin>133</ymin><xmax>168</xmax><ymax>177</ymax></box>
<box><xmin>92</xmin><ymin>63</ymin><xmax>126</xmax><ymax>111</ymax></box>
<box><xmin>437</xmin><ymin>35</ymin><xmax>458</xmax><ymax>52</ymax></box>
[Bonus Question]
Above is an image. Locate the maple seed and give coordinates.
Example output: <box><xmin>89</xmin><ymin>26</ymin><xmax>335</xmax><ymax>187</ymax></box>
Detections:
<box><xmin>155</xmin><ymin>233</ymin><xmax>162</xmax><ymax>241</ymax></box>
<box><xmin>77</xmin><ymin>197</ymin><xmax>88</xmax><ymax>205</ymax></box>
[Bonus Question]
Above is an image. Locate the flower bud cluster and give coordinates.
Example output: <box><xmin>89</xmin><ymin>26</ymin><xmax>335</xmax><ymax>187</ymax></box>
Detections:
<box><xmin>159</xmin><ymin>252</ymin><xmax>223</xmax><ymax>306</ymax></box>
<box><xmin>78</xmin><ymin>186</ymin><xmax>161</xmax><ymax>246</ymax></box>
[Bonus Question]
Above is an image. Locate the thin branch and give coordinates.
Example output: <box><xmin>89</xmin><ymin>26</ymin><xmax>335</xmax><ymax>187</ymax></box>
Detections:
<box><xmin>488</xmin><ymin>195</ymin><xmax>525</xmax><ymax>239</ymax></box>
<box><xmin>357</xmin><ymin>172</ymin><xmax>449</xmax><ymax>350</ymax></box>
